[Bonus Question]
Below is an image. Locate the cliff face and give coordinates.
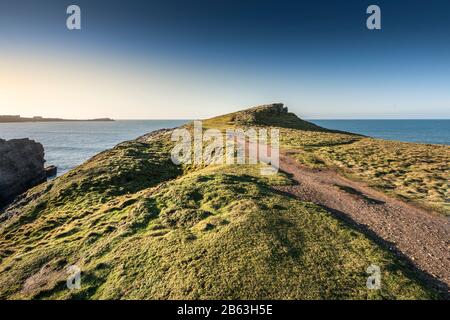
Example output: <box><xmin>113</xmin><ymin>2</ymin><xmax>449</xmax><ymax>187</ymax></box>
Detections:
<box><xmin>0</xmin><ymin>138</ymin><xmax>46</xmax><ymax>207</ymax></box>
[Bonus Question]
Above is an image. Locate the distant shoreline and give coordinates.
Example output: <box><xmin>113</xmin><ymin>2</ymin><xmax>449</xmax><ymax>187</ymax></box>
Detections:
<box><xmin>0</xmin><ymin>116</ymin><xmax>114</xmax><ymax>123</ymax></box>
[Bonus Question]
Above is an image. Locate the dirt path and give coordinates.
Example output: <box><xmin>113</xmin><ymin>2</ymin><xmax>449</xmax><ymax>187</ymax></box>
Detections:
<box><xmin>275</xmin><ymin>150</ymin><xmax>450</xmax><ymax>296</ymax></box>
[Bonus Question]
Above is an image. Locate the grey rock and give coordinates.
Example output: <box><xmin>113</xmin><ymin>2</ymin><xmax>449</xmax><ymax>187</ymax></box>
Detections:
<box><xmin>233</xmin><ymin>103</ymin><xmax>287</xmax><ymax>124</ymax></box>
<box><xmin>45</xmin><ymin>165</ymin><xmax>58</xmax><ymax>178</ymax></box>
<box><xmin>0</xmin><ymin>138</ymin><xmax>47</xmax><ymax>207</ymax></box>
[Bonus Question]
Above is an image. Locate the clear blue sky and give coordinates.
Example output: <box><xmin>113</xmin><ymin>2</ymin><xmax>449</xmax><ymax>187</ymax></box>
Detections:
<box><xmin>1</xmin><ymin>0</ymin><xmax>449</xmax><ymax>119</ymax></box>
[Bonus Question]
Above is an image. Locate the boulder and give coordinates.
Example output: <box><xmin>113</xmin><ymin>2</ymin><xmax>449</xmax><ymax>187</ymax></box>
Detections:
<box><xmin>45</xmin><ymin>165</ymin><xmax>58</xmax><ymax>178</ymax></box>
<box><xmin>0</xmin><ymin>138</ymin><xmax>47</xmax><ymax>208</ymax></box>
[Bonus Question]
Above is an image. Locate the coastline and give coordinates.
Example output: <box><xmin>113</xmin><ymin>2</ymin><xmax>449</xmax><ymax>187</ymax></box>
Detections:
<box><xmin>0</xmin><ymin>117</ymin><xmax>114</xmax><ymax>123</ymax></box>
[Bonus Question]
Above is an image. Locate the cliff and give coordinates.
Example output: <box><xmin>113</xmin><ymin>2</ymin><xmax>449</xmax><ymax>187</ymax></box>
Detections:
<box><xmin>0</xmin><ymin>138</ymin><xmax>47</xmax><ymax>207</ymax></box>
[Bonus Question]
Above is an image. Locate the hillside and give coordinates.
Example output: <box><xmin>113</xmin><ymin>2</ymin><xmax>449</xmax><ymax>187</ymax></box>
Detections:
<box><xmin>203</xmin><ymin>103</ymin><xmax>326</xmax><ymax>131</ymax></box>
<box><xmin>205</xmin><ymin>105</ymin><xmax>449</xmax><ymax>216</ymax></box>
<box><xmin>0</xmin><ymin>104</ymin><xmax>447</xmax><ymax>299</ymax></box>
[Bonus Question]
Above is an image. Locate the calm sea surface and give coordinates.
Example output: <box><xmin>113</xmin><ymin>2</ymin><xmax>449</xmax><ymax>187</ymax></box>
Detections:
<box><xmin>0</xmin><ymin>120</ymin><xmax>448</xmax><ymax>175</ymax></box>
<box><xmin>310</xmin><ymin>120</ymin><xmax>449</xmax><ymax>145</ymax></box>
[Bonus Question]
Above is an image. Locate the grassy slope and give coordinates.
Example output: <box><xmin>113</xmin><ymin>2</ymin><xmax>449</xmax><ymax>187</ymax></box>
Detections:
<box><xmin>0</xmin><ymin>106</ymin><xmax>444</xmax><ymax>299</ymax></box>
<box><xmin>205</xmin><ymin>107</ymin><xmax>449</xmax><ymax>215</ymax></box>
<box><xmin>280</xmin><ymin>128</ymin><xmax>449</xmax><ymax>216</ymax></box>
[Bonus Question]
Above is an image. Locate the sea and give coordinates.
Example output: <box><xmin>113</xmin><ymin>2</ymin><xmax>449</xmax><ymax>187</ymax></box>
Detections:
<box><xmin>0</xmin><ymin>120</ymin><xmax>188</xmax><ymax>175</ymax></box>
<box><xmin>309</xmin><ymin>120</ymin><xmax>449</xmax><ymax>145</ymax></box>
<box><xmin>0</xmin><ymin>120</ymin><xmax>448</xmax><ymax>176</ymax></box>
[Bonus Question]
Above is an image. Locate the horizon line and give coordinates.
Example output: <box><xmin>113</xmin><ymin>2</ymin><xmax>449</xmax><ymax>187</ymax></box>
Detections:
<box><xmin>113</xmin><ymin>118</ymin><xmax>450</xmax><ymax>121</ymax></box>
<box><xmin>2</xmin><ymin>116</ymin><xmax>450</xmax><ymax>121</ymax></box>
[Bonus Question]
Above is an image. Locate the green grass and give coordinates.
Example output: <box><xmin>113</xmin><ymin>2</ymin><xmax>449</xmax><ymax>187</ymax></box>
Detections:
<box><xmin>203</xmin><ymin>104</ymin><xmax>449</xmax><ymax>214</ymax></box>
<box><xmin>0</xmin><ymin>104</ymin><xmax>445</xmax><ymax>299</ymax></box>
<box><xmin>203</xmin><ymin>104</ymin><xmax>329</xmax><ymax>132</ymax></box>
<box><xmin>318</xmin><ymin>139</ymin><xmax>449</xmax><ymax>213</ymax></box>
<box><xmin>0</xmin><ymin>164</ymin><xmax>438</xmax><ymax>299</ymax></box>
<box><xmin>280</xmin><ymin>129</ymin><xmax>449</xmax><ymax>215</ymax></box>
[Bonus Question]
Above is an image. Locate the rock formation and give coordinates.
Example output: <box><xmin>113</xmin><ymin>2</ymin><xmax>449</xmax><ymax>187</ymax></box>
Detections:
<box><xmin>233</xmin><ymin>103</ymin><xmax>287</xmax><ymax>124</ymax></box>
<box><xmin>45</xmin><ymin>165</ymin><xmax>58</xmax><ymax>178</ymax></box>
<box><xmin>232</xmin><ymin>103</ymin><xmax>325</xmax><ymax>131</ymax></box>
<box><xmin>0</xmin><ymin>138</ymin><xmax>47</xmax><ymax>208</ymax></box>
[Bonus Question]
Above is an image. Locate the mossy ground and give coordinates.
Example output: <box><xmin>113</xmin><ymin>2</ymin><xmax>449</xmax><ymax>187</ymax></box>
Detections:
<box><xmin>0</xmin><ymin>106</ymin><xmax>446</xmax><ymax>299</ymax></box>
<box><xmin>279</xmin><ymin>128</ymin><xmax>449</xmax><ymax>215</ymax></box>
<box><xmin>205</xmin><ymin>109</ymin><xmax>448</xmax><ymax>215</ymax></box>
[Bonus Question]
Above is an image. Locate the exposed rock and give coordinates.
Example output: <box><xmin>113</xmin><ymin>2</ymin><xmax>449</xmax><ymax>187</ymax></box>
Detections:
<box><xmin>232</xmin><ymin>103</ymin><xmax>326</xmax><ymax>131</ymax></box>
<box><xmin>233</xmin><ymin>103</ymin><xmax>287</xmax><ymax>124</ymax></box>
<box><xmin>0</xmin><ymin>138</ymin><xmax>47</xmax><ymax>208</ymax></box>
<box><xmin>45</xmin><ymin>165</ymin><xmax>58</xmax><ymax>178</ymax></box>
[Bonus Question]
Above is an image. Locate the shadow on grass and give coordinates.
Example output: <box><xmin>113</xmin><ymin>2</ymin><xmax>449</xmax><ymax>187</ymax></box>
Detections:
<box><xmin>273</xmin><ymin>187</ymin><xmax>450</xmax><ymax>299</ymax></box>
<box><xmin>335</xmin><ymin>184</ymin><xmax>385</xmax><ymax>205</ymax></box>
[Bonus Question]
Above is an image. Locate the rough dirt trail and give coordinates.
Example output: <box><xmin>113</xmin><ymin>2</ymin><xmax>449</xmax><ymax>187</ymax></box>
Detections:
<box><xmin>275</xmin><ymin>150</ymin><xmax>450</xmax><ymax>297</ymax></box>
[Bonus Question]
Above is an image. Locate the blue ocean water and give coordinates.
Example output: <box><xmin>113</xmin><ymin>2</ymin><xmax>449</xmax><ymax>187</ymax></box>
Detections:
<box><xmin>0</xmin><ymin>120</ymin><xmax>448</xmax><ymax>176</ymax></box>
<box><xmin>309</xmin><ymin>120</ymin><xmax>450</xmax><ymax>145</ymax></box>
<box><xmin>0</xmin><ymin>120</ymin><xmax>188</xmax><ymax>175</ymax></box>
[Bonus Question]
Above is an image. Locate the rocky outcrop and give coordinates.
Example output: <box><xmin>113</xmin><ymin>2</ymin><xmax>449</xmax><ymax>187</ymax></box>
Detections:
<box><xmin>233</xmin><ymin>103</ymin><xmax>287</xmax><ymax>124</ymax></box>
<box><xmin>232</xmin><ymin>103</ymin><xmax>326</xmax><ymax>131</ymax></box>
<box><xmin>0</xmin><ymin>138</ymin><xmax>47</xmax><ymax>208</ymax></box>
<box><xmin>45</xmin><ymin>165</ymin><xmax>58</xmax><ymax>178</ymax></box>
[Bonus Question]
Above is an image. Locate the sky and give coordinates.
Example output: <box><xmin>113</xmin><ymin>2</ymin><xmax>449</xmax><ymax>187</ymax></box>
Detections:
<box><xmin>0</xmin><ymin>0</ymin><xmax>449</xmax><ymax>119</ymax></box>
